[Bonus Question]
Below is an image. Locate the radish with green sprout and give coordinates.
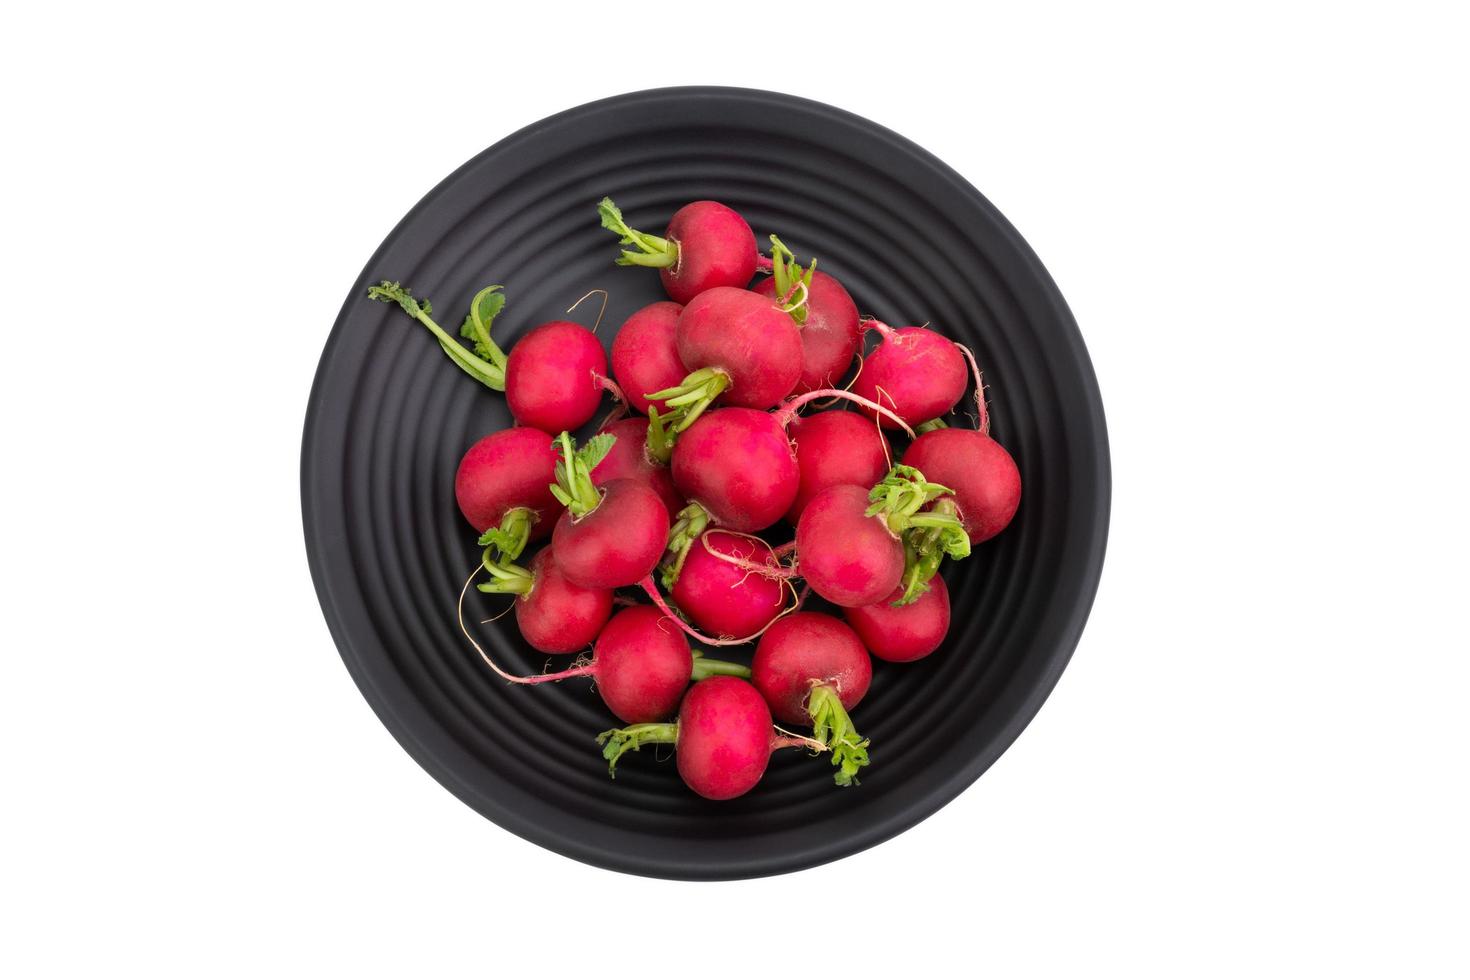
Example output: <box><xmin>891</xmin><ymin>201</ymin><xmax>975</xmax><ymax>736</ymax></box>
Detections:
<box><xmin>367</xmin><ymin>282</ymin><xmax>621</xmax><ymax>433</ymax></box>
<box><xmin>598</xmin><ymin>198</ymin><xmax>759</xmax><ymax>304</ymax></box>
<box><xmin>751</xmin><ymin>237</ymin><xmax>862</xmax><ymax>394</ymax></box>
<box><xmin>475</xmin><ymin>545</ymin><xmax>613</xmax><ymax>656</ymax></box>
<box><xmin>668</xmin><ymin>530</ymin><xmax>791</xmax><ymax>640</ymax></box>
<box><xmin>454</xmin><ymin>427</ymin><xmax>565</xmax><ymax>553</ymax></box>
<box><xmin>796</xmin><ymin>465</ymin><xmax>971</xmax><ymax>607</ymax></box>
<box><xmin>752</xmin><ymin>612</ymin><xmax>873</xmax><ymax>786</ymax></box>
<box><xmin>546</xmin><ymin>432</ymin><xmax>671</xmax><ymax>590</ymax></box>
<box><xmin>597</xmin><ymin>676</ymin><xmax>827</xmax><ymax>800</ymax></box>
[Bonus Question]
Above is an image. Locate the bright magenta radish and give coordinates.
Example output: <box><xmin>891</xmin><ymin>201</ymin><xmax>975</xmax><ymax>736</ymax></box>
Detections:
<box><xmin>598</xmin><ymin>198</ymin><xmax>758</xmax><ymax>304</ymax></box>
<box><xmin>610</xmin><ymin>301</ymin><xmax>685</xmax><ymax>416</ymax></box>
<box><xmin>795</xmin><ymin>484</ymin><xmax>904</xmax><ymax>607</ymax></box>
<box><xmin>592</xmin><ymin>417</ymin><xmax>684</xmax><ymax>520</ymax></box>
<box><xmin>796</xmin><ymin>465</ymin><xmax>971</xmax><ymax>607</ymax></box>
<box><xmin>548</xmin><ymin>432</ymin><xmax>670</xmax><ymax>589</ymax></box>
<box><xmin>785</xmin><ymin>410</ymin><xmax>891</xmax><ymax>524</ymax></box>
<box><xmin>504</xmin><ymin>320</ymin><xmax>610</xmax><ymax>433</ymax></box>
<box><xmin>367</xmin><ymin>283</ymin><xmax>617</xmax><ymax>433</ymax></box>
<box><xmin>475</xmin><ymin>545</ymin><xmax>611</xmax><ymax>655</ymax></box>
<box><xmin>670</xmin><ymin>408</ymin><xmax>800</xmax><ymax>533</ymax></box>
<box><xmin>751</xmin><ymin>237</ymin><xmax>861</xmax><ymax>394</ymax></box>
<box><xmin>456</xmin><ymin>593</ymin><xmax>746</xmax><ymax>723</ymax></box>
<box><xmin>648</xmin><ymin>287</ymin><xmax>802</xmax><ymax>428</ymax></box>
<box><xmin>454</xmin><ymin>427</ymin><xmax>564</xmax><ymax>548</ymax></box>
<box><xmin>847</xmin><ymin>575</ymin><xmax>951</xmax><ymax>663</ymax></box>
<box><xmin>851</xmin><ymin>321</ymin><xmax>968</xmax><ymax>429</ymax></box>
<box><xmin>672</xmin><ymin>531</ymin><xmax>789</xmax><ymax>639</ymax></box>
<box><xmin>752</xmin><ymin>612</ymin><xmax>873</xmax><ymax>786</ymax></box>
<box><xmin>902</xmin><ymin>427</ymin><xmax>1022</xmax><ymax>544</ymax></box>
<box><xmin>597</xmin><ymin>676</ymin><xmax>826</xmax><ymax>800</ymax></box>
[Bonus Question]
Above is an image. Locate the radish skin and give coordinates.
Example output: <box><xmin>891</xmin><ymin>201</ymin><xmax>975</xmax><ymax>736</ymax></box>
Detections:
<box><xmin>785</xmin><ymin>410</ymin><xmax>891</xmax><ymax>525</ymax></box>
<box><xmin>851</xmin><ymin>322</ymin><xmax>968</xmax><ymax>429</ymax></box>
<box><xmin>902</xmin><ymin>428</ymin><xmax>1022</xmax><ymax>543</ymax></box>
<box><xmin>611</xmin><ymin>302</ymin><xmax>685</xmax><ymax>415</ymax></box>
<box><xmin>597</xmin><ymin>676</ymin><xmax>826</xmax><ymax>800</ymax></box>
<box><xmin>752</xmin><ymin>612</ymin><xmax>873</xmax><ymax>786</ymax></box>
<box><xmin>846</xmin><ymin>576</ymin><xmax>951</xmax><ymax>663</ymax></box>
<box><xmin>454</xmin><ymin>427</ymin><xmax>564</xmax><ymax>541</ymax></box>
<box><xmin>592</xmin><ymin>417</ymin><xmax>684</xmax><ymax>520</ymax></box>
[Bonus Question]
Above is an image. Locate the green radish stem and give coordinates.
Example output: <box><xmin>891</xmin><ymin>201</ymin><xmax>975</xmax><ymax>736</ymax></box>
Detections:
<box><xmin>598</xmin><ymin>197</ymin><xmax>679</xmax><ymax>269</ymax></box>
<box><xmin>476</xmin><ymin>506</ymin><xmax>536</xmax><ymax>566</ymax></box>
<box><xmin>768</xmin><ymin>235</ymin><xmax>815</xmax><ymax>325</ymax></box>
<box><xmin>367</xmin><ymin>281</ymin><xmax>508</xmax><ymax>390</ymax></box>
<box><xmin>660</xmin><ymin>502</ymin><xmax>712</xmax><ymax>589</ymax></box>
<box><xmin>597</xmin><ymin>719</ymin><xmax>827</xmax><ymax>777</ymax></box>
<box><xmin>644</xmin><ymin>367</ymin><xmax>731</xmax><ymax>438</ymax></box>
<box><xmin>690</xmin><ymin>652</ymin><xmax>753</xmax><ymax>681</ymax></box>
<box><xmin>915</xmin><ymin>418</ymin><xmax>950</xmax><ymax>434</ymax></box>
<box><xmin>548</xmin><ymin>431</ymin><xmax>617</xmax><ymax>517</ymax></box>
<box><xmin>807</xmin><ymin>685</ymin><xmax>870</xmax><ymax>787</ymax></box>
<box><xmin>866</xmin><ymin>465</ymin><xmax>972</xmax><ymax>604</ymax></box>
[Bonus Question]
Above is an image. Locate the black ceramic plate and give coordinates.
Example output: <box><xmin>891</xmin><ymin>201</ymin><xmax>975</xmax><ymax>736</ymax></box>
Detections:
<box><xmin>302</xmin><ymin>87</ymin><xmax>1109</xmax><ymax>880</ymax></box>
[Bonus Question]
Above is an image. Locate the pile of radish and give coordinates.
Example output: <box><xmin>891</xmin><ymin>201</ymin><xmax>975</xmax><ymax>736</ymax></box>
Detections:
<box><xmin>366</xmin><ymin>197</ymin><xmax>1022</xmax><ymax>800</ymax></box>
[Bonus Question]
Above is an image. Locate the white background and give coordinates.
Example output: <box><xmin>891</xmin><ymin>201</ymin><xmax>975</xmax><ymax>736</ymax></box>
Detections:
<box><xmin>4</xmin><ymin>3</ymin><xmax>1466</xmax><ymax>976</ymax></box>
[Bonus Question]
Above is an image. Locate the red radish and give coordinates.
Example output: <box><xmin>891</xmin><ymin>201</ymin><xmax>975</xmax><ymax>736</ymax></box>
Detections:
<box><xmin>645</xmin><ymin>287</ymin><xmax>803</xmax><ymax>434</ymax></box>
<box><xmin>591</xmin><ymin>417</ymin><xmax>684</xmax><ymax>520</ymax></box>
<box><xmin>796</xmin><ymin>465</ymin><xmax>971</xmax><ymax>607</ymax></box>
<box><xmin>669</xmin><ymin>407</ymin><xmax>800</xmax><ymax>533</ymax></box>
<box><xmin>751</xmin><ymin>237</ymin><xmax>861</xmax><ymax>394</ymax></box>
<box><xmin>456</xmin><ymin>591</ymin><xmax>747</xmax><ymax>724</ymax></box>
<box><xmin>504</xmin><ymin>319</ymin><xmax>611</xmax><ymax>434</ymax></box>
<box><xmin>846</xmin><ymin>575</ymin><xmax>951</xmax><ymax>663</ymax></box>
<box><xmin>671</xmin><ymin>531</ymin><xmax>789</xmax><ymax>639</ymax></box>
<box><xmin>548</xmin><ymin>432</ymin><xmax>671</xmax><ymax>589</ymax></box>
<box><xmin>610</xmin><ymin>301</ymin><xmax>685</xmax><ymax>416</ymax></box>
<box><xmin>598</xmin><ymin>198</ymin><xmax>758</xmax><ymax>304</ymax></box>
<box><xmin>785</xmin><ymin>409</ymin><xmax>891</xmax><ymax>525</ymax></box>
<box><xmin>454</xmin><ymin>427</ymin><xmax>564</xmax><ymax>551</ymax></box>
<box><xmin>667</xmin><ymin>390</ymin><xmax>914</xmax><ymax>537</ymax></box>
<box><xmin>752</xmin><ymin>612</ymin><xmax>873</xmax><ymax>786</ymax></box>
<box><xmin>597</xmin><ymin>676</ymin><xmax>826</xmax><ymax>800</ymax></box>
<box><xmin>902</xmin><ymin>426</ymin><xmax>1022</xmax><ymax>544</ymax></box>
<box><xmin>367</xmin><ymin>282</ymin><xmax>621</xmax><ymax>434</ymax></box>
<box><xmin>851</xmin><ymin>321</ymin><xmax>968</xmax><ymax>429</ymax></box>
<box><xmin>475</xmin><ymin>545</ymin><xmax>612</xmax><ymax>655</ymax></box>
<box><xmin>795</xmin><ymin>485</ymin><xmax>904</xmax><ymax>607</ymax></box>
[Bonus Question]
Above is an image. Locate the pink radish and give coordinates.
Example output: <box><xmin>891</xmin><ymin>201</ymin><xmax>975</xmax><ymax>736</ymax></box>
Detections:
<box><xmin>785</xmin><ymin>409</ymin><xmax>891</xmax><ymax>525</ymax></box>
<box><xmin>456</xmin><ymin>593</ymin><xmax>747</xmax><ymax>724</ymax></box>
<box><xmin>669</xmin><ymin>407</ymin><xmax>801</xmax><ymax>534</ymax></box>
<box><xmin>548</xmin><ymin>432</ymin><xmax>670</xmax><ymax>590</ymax></box>
<box><xmin>504</xmin><ymin>319</ymin><xmax>611</xmax><ymax>434</ymax></box>
<box><xmin>644</xmin><ymin>286</ymin><xmax>803</xmax><ymax>437</ymax></box>
<box><xmin>902</xmin><ymin>426</ymin><xmax>1022</xmax><ymax>544</ymax></box>
<box><xmin>610</xmin><ymin>301</ymin><xmax>685</xmax><ymax>416</ymax></box>
<box><xmin>597</xmin><ymin>676</ymin><xmax>826</xmax><ymax>800</ymax></box>
<box><xmin>751</xmin><ymin>237</ymin><xmax>861</xmax><ymax>394</ymax></box>
<box><xmin>454</xmin><ymin>427</ymin><xmax>564</xmax><ymax>552</ymax></box>
<box><xmin>851</xmin><ymin>320</ymin><xmax>968</xmax><ymax>429</ymax></box>
<box><xmin>846</xmin><ymin>575</ymin><xmax>951</xmax><ymax>663</ymax></box>
<box><xmin>598</xmin><ymin>198</ymin><xmax>758</xmax><ymax>304</ymax></box>
<box><xmin>670</xmin><ymin>531</ymin><xmax>790</xmax><ymax>639</ymax></box>
<box><xmin>367</xmin><ymin>282</ymin><xmax>620</xmax><ymax>433</ymax></box>
<box><xmin>752</xmin><ymin>612</ymin><xmax>873</xmax><ymax>786</ymax></box>
<box><xmin>591</xmin><ymin>417</ymin><xmax>684</xmax><ymax>520</ymax></box>
<box><xmin>668</xmin><ymin>390</ymin><xmax>913</xmax><ymax>536</ymax></box>
<box><xmin>796</xmin><ymin>465</ymin><xmax>971</xmax><ymax>607</ymax></box>
<box><xmin>475</xmin><ymin>545</ymin><xmax>612</xmax><ymax>655</ymax></box>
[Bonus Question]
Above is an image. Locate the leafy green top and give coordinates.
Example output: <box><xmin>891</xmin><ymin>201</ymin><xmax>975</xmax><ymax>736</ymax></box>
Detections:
<box><xmin>598</xmin><ymin>197</ymin><xmax>679</xmax><ymax>269</ymax></box>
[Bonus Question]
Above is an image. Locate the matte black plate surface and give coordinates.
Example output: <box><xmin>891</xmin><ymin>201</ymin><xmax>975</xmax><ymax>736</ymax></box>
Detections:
<box><xmin>302</xmin><ymin>87</ymin><xmax>1109</xmax><ymax>879</ymax></box>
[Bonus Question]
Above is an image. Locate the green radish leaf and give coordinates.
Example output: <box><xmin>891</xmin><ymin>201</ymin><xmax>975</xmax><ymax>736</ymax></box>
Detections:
<box><xmin>577</xmin><ymin>433</ymin><xmax>616</xmax><ymax>472</ymax></box>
